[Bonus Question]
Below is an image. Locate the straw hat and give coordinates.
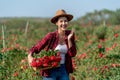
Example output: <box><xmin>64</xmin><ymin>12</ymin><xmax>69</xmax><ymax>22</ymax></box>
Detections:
<box><xmin>51</xmin><ymin>9</ymin><xmax>73</xmax><ymax>24</ymax></box>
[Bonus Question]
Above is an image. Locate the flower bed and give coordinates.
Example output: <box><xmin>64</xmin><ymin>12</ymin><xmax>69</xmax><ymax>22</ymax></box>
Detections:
<box><xmin>30</xmin><ymin>50</ymin><xmax>61</xmax><ymax>70</ymax></box>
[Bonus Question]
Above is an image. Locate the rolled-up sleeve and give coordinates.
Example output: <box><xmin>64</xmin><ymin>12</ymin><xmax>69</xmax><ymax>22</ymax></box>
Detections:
<box><xmin>29</xmin><ymin>33</ymin><xmax>52</xmax><ymax>55</ymax></box>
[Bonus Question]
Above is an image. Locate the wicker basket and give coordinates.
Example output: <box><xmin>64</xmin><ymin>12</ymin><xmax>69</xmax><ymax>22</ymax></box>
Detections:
<box><xmin>39</xmin><ymin>64</ymin><xmax>60</xmax><ymax>70</ymax></box>
<box><xmin>32</xmin><ymin>64</ymin><xmax>60</xmax><ymax>71</ymax></box>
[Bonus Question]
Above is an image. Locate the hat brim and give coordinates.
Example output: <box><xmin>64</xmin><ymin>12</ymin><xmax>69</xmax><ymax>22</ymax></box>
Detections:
<box><xmin>51</xmin><ymin>14</ymin><xmax>73</xmax><ymax>24</ymax></box>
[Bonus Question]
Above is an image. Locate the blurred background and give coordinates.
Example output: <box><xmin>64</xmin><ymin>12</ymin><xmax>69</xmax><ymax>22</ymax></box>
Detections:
<box><xmin>0</xmin><ymin>0</ymin><xmax>120</xmax><ymax>80</ymax></box>
<box><xmin>0</xmin><ymin>0</ymin><xmax>120</xmax><ymax>28</ymax></box>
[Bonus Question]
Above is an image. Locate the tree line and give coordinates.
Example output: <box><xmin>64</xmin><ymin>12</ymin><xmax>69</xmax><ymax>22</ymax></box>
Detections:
<box><xmin>77</xmin><ymin>8</ymin><xmax>120</xmax><ymax>26</ymax></box>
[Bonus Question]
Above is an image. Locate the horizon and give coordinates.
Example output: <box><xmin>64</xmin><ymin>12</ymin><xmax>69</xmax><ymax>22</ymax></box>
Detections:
<box><xmin>0</xmin><ymin>8</ymin><xmax>119</xmax><ymax>20</ymax></box>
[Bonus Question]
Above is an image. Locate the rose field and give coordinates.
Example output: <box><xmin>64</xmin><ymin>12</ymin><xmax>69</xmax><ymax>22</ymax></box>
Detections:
<box><xmin>0</xmin><ymin>18</ymin><xmax>120</xmax><ymax>80</ymax></box>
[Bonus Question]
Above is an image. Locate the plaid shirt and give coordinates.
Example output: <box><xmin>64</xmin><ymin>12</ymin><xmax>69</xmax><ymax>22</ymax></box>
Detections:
<box><xmin>29</xmin><ymin>30</ymin><xmax>77</xmax><ymax>76</ymax></box>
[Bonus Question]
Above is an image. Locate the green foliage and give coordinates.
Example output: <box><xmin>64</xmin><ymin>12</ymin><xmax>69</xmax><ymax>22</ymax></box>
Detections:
<box><xmin>94</xmin><ymin>26</ymin><xmax>107</xmax><ymax>40</ymax></box>
<box><xmin>0</xmin><ymin>18</ymin><xmax>120</xmax><ymax>80</ymax></box>
<box><xmin>34</xmin><ymin>50</ymin><xmax>59</xmax><ymax>58</ymax></box>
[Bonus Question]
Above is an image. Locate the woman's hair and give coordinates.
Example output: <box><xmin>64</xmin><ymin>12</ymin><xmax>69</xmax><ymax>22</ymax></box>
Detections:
<box><xmin>55</xmin><ymin>16</ymin><xmax>68</xmax><ymax>24</ymax></box>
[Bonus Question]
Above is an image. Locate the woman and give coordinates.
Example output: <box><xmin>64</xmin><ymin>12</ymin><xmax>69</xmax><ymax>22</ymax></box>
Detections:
<box><xmin>28</xmin><ymin>9</ymin><xmax>77</xmax><ymax>80</ymax></box>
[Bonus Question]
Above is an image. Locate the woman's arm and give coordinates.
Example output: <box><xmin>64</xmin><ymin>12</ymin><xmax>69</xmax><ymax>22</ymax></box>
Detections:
<box><xmin>29</xmin><ymin>33</ymin><xmax>52</xmax><ymax>55</ymax></box>
<box><xmin>68</xmin><ymin>34</ymin><xmax>76</xmax><ymax>57</ymax></box>
<box><xmin>67</xmin><ymin>29</ymin><xmax>76</xmax><ymax>57</ymax></box>
<box><xmin>27</xmin><ymin>33</ymin><xmax>52</xmax><ymax>65</ymax></box>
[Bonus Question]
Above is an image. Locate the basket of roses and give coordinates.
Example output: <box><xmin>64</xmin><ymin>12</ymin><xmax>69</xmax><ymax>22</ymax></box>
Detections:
<box><xmin>30</xmin><ymin>50</ymin><xmax>61</xmax><ymax>71</ymax></box>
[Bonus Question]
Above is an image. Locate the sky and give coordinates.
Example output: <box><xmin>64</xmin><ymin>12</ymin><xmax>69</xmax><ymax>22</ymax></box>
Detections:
<box><xmin>0</xmin><ymin>0</ymin><xmax>120</xmax><ymax>19</ymax></box>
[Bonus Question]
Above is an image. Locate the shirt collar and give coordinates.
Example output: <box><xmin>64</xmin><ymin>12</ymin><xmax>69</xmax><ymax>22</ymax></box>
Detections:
<box><xmin>55</xmin><ymin>30</ymin><xmax>68</xmax><ymax>40</ymax></box>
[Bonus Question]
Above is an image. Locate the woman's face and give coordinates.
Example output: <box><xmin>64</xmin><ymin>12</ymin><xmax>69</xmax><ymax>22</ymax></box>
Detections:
<box><xmin>56</xmin><ymin>16</ymin><xmax>69</xmax><ymax>31</ymax></box>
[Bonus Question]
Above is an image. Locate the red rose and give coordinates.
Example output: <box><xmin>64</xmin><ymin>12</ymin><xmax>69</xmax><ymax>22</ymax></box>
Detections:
<box><xmin>43</xmin><ymin>58</ymin><xmax>50</xmax><ymax>63</ymax></box>
<box><xmin>50</xmin><ymin>56</ymin><xmax>56</xmax><ymax>61</ymax></box>
<box><xmin>55</xmin><ymin>57</ymin><xmax>61</xmax><ymax>62</ymax></box>
<box><xmin>43</xmin><ymin>63</ymin><xmax>49</xmax><ymax>67</ymax></box>
<box><xmin>114</xmin><ymin>33</ymin><xmax>118</xmax><ymax>38</ymax></box>
<box><xmin>52</xmin><ymin>62</ymin><xmax>58</xmax><ymax>67</ymax></box>
<box><xmin>13</xmin><ymin>72</ymin><xmax>18</xmax><ymax>77</ymax></box>
<box><xmin>99</xmin><ymin>53</ymin><xmax>103</xmax><ymax>58</ymax></box>
<box><xmin>31</xmin><ymin>61</ymin><xmax>37</xmax><ymax>67</ymax></box>
<box><xmin>98</xmin><ymin>44</ymin><xmax>102</xmax><ymax>48</ymax></box>
<box><xmin>57</xmin><ymin>52</ymin><xmax>60</xmax><ymax>56</ymax></box>
<box><xmin>43</xmin><ymin>56</ymin><xmax>49</xmax><ymax>59</ymax></box>
<box><xmin>37</xmin><ymin>60</ymin><xmax>42</xmax><ymax>67</ymax></box>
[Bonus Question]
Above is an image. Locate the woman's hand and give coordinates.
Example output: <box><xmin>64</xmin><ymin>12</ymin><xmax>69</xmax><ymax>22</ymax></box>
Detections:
<box><xmin>68</xmin><ymin>28</ymin><xmax>75</xmax><ymax>48</ymax></box>
<box><xmin>28</xmin><ymin>53</ymin><xmax>33</xmax><ymax>65</ymax></box>
<box><xmin>28</xmin><ymin>53</ymin><xmax>37</xmax><ymax>71</ymax></box>
<box><xmin>68</xmin><ymin>28</ymin><xmax>75</xmax><ymax>40</ymax></box>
